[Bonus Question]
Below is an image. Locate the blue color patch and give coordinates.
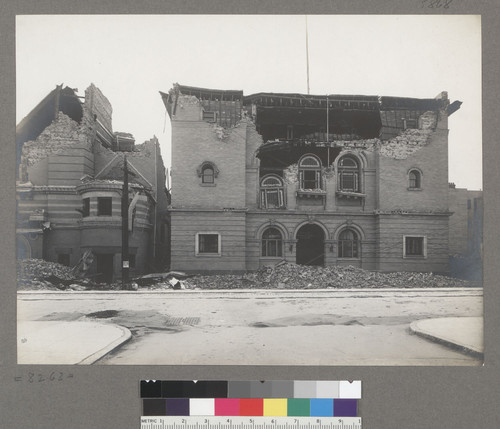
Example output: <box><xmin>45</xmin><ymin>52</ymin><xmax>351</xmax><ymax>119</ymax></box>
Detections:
<box><xmin>310</xmin><ymin>399</ymin><xmax>333</xmax><ymax>416</ymax></box>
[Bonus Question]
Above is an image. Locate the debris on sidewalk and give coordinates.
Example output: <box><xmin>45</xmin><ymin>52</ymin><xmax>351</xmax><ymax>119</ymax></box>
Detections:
<box><xmin>17</xmin><ymin>258</ymin><xmax>476</xmax><ymax>291</ymax></box>
<box><xmin>183</xmin><ymin>262</ymin><xmax>475</xmax><ymax>290</ymax></box>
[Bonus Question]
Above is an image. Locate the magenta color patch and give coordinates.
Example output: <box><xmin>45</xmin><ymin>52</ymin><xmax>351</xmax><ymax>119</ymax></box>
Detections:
<box><xmin>215</xmin><ymin>398</ymin><xmax>240</xmax><ymax>416</ymax></box>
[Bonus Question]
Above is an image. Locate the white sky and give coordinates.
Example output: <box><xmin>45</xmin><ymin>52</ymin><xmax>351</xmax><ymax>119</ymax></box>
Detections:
<box><xmin>16</xmin><ymin>15</ymin><xmax>482</xmax><ymax>190</ymax></box>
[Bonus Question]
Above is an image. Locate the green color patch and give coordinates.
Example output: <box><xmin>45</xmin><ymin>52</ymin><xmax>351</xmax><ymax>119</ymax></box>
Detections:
<box><xmin>287</xmin><ymin>398</ymin><xmax>310</xmax><ymax>416</ymax></box>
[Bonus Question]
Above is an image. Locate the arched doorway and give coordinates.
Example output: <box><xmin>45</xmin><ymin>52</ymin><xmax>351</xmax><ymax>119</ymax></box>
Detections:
<box><xmin>296</xmin><ymin>224</ymin><xmax>325</xmax><ymax>266</ymax></box>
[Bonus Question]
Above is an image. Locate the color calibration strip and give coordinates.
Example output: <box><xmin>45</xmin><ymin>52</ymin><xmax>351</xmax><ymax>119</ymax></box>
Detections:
<box><xmin>141</xmin><ymin>381</ymin><xmax>361</xmax><ymax>417</ymax></box>
<box><xmin>140</xmin><ymin>416</ymin><xmax>362</xmax><ymax>429</ymax></box>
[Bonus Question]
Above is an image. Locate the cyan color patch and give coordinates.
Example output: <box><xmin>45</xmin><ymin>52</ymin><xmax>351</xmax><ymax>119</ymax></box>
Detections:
<box><xmin>310</xmin><ymin>399</ymin><xmax>334</xmax><ymax>417</ymax></box>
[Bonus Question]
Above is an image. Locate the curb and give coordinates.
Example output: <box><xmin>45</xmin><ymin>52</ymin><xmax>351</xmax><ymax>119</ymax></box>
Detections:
<box><xmin>409</xmin><ymin>319</ymin><xmax>483</xmax><ymax>359</ymax></box>
<box><xmin>77</xmin><ymin>324</ymin><xmax>132</xmax><ymax>365</ymax></box>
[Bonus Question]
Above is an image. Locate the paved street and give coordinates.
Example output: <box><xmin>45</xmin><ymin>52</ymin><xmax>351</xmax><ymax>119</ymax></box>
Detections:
<box><xmin>17</xmin><ymin>288</ymin><xmax>483</xmax><ymax>366</ymax></box>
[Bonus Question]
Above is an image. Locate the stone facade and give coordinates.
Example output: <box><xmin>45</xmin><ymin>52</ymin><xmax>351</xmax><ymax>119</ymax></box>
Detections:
<box><xmin>161</xmin><ymin>84</ymin><xmax>463</xmax><ymax>275</ymax></box>
<box><xmin>16</xmin><ymin>84</ymin><xmax>170</xmax><ymax>282</ymax></box>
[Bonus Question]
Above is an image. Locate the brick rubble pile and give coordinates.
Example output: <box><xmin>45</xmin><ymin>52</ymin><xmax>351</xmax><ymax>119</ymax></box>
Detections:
<box><xmin>183</xmin><ymin>262</ymin><xmax>473</xmax><ymax>290</ymax></box>
<box><xmin>17</xmin><ymin>258</ymin><xmax>77</xmax><ymax>290</ymax></box>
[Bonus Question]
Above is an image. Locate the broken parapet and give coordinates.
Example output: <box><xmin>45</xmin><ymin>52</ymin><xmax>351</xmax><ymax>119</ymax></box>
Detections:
<box><xmin>377</xmin><ymin>128</ymin><xmax>432</xmax><ymax>159</ymax></box>
<box><xmin>21</xmin><ymin>112</ymin><xmax>91</xmax><ymax>167</ymax></box>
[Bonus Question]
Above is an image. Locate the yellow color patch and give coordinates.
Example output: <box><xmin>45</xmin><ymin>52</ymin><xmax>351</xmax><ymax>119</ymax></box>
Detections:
<box><xmin>263</xmin><ymin>398</ymin><xmax>288</xmax><ymax>416</ymax></box>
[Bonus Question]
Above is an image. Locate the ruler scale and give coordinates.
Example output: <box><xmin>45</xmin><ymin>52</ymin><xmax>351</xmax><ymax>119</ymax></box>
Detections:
<box><xmin>140</xmin><ymin>417</ymin><xmax>361</xmax><ymax>429</ymax></box>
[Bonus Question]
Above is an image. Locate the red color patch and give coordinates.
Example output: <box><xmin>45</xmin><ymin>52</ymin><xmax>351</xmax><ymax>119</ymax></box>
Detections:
<box><xmin>239</xmin><ymin>398</ymin><xmax>264</xmax><ymax>416</ymax></box>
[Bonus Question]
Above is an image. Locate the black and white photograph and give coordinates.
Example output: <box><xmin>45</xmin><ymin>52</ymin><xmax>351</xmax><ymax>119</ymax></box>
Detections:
<box><xmin>15</xmin><ymin>14</ymin><xmax>483</xmax><ymax>366</ymax></box>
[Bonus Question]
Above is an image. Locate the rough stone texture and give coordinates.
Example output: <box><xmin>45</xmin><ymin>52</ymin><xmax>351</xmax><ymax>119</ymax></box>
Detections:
<box><xmin>21</xmin><ymin>112</ymin><xmax>91</xmax><ymax>167</ymax></box>
<box><xmin>378</xmin><ymin>129</ymin><xmax>432</xmax><ymax>159</ymax></box>
<box><xmin>184</xmin><ymin>262</ymin><xmax>473</xmax><ymax>290</ymax></box>
<box><xmin>84</xmin><ymin>83</ymin><xmax>113</xmax><ymax>132</ymax></box>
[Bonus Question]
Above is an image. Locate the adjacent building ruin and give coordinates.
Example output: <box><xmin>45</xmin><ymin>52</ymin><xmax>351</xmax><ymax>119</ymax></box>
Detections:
<box><xmin>161</xmin><ymin>83</ymin><xmax>465</xmax><ymax>274</ymax></box>
<box><xmin>16</xmin><ymin>84</ymin><xmax>170</xmax><ymax>282</ymax></box>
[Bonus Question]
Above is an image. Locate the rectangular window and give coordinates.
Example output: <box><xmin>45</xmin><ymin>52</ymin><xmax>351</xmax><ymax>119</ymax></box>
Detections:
<box><xmin>340</xmin><ymin>172</ymin><xmax>358</xmax><ymax>192</ymax></box>
<box><xmin>286</xmin><ymin>125</ymin><xmax>294</xmax><ymax>140</ymax></box>
<box><xmin>97</xmin><ymin>197</ymin><xmax>112</xmax><ymax>216</ymax></box>
<box><xmin>302</xmin><ymin>170</ymin><xmax>319</xmax><ymax>189</ymax></box>
<box><xmin>57</xmin><ymin>254</ymin><xmax>70</xmax><ymax>266</ymax></box>
<box><xmin>338</xmin><ymin>240</ymin><xmax>358</xmax><ymax>258</ymax></box>
<box><xmin>404</xmin><ymin>236</ymin><xmax>426</xmax><ymax>257</ymax></box>
<box><xmin>82</xmin><ymin>198</ymin><xmax>90</xmax><ymax>217</ymax></box>
<box><xmin>196</xmin><ymin>233</ymin><xmax>220</xmax><ymax>255</ymax></box>
<box><xmin>262</xmin><ymin>240</ymin><xmax>283</xmax><ymax>257</ymax></box>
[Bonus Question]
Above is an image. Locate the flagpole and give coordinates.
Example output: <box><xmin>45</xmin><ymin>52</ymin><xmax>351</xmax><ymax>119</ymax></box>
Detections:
<box><xmin>305</xmin><ymin>15</ymin><xmax>310</xmax><ymax>95</ymax></box>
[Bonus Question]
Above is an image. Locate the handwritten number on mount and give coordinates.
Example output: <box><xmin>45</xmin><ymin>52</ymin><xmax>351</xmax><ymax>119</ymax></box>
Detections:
<box><xmin>14</xmin><ymin>372</ymin><xmax>74</xmax><ymax>383</ymax></box>
<box><xmin>421</xmin><ymin>0</ymin><xmax>453</xmax><ymax>8</ymax></box>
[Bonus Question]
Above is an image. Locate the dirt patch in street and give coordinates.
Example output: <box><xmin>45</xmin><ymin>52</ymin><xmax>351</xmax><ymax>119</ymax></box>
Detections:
<box><xmin>249</xmin><ymin>313</ymin><xmax>426</xmax><ymax>328</ymax></box>
<box><xmin>39</xmin><ymin>310</ymin><xmax>198</xmax><ymax>335</ymax></box>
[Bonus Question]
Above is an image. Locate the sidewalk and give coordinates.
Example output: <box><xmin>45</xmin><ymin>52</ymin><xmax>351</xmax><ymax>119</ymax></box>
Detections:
<box><xmin>17</xmin><ymin>321</ymin><xmax>131</xmax><ymax>364</ymax></box>
<box><xmin>410</xmin><ymin>317</ymin><xmax>483</xmax><ymax>358</ymax></box>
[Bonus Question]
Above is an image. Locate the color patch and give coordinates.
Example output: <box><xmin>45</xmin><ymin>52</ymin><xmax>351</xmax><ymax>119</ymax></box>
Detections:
<box><xmin>143</xmin><ymin>399</ymin><xmax>166</xmax><ymax>416</ymax></box>
<box><xmin>249</xmin><ymin>381</ymin><xmax>273</xmax><ymax>398</ymax></box>
<box><xmin>270</xmin><ymin>381</ymin><xmax>294</xmax><ymax>398</ymax></box>
<box><xmin>310</xmin><ymin>399</ymin><xmax>334</xmax><ymax>417</ymax></box>
<box><xmin>339</xmin><ymin>381</ymin><xmax>361</xmax><ymax>399</ymax></box>
<box><xmin>263</xmin><ymin>398</ymin><xmax>287</xmax><ymax>416</ymax></box>
<box><xmin>316</xmin><ymin>381</ymin><xmax>340</xmax><ymax>398</ymax></box>
<box><xmin>239</xmin><ymin>398</ymin><xmax>263</xmax><ymax>416</ymax></box>
<box><xmin>190</xmin><ymin>398</ymin><xmax>215</xmax><ymax>416</ymax></box>
<box><xmin>166</xmin><ymin>398</ymin><xmax>190</xmax><ymax>416</ymax></box>
<box><xmin>141</xmin><ymin>380</ymin><xmax>162</xmax><ymax>398</ymax></box>
<box><xmin>293</xmin><ymin>381</ymin><xmax>316</xmax><ymax>398</ymax></box>
<box><xmin>287</xmin><ymin>398</ymin><xmax>310</xmax><ymax>416</ymax></box>
<box><xmin>333</xmin><ymin>399</ymin><xmax>358</xmax><ymax>417</ymax></box>
<box><xmin>228</xmin><ymin>381</ymin><xmax>251</xmax><ymax>398</ymax></box>
<box><xmin>162</xmin><ymin>381</ymin><xmax>228</xmax><ymax>398</ymax></box>
<box><xmin>215</xmin><ymin>398</ymin><xmax>240</xmax><ymax>416</ymax></box>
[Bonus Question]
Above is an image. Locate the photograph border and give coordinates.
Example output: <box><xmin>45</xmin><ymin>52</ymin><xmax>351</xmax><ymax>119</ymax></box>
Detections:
<box><xmin>2</xmin><ymin>2</ymin><xmax>499</xmax><ymax>429</ymax></box>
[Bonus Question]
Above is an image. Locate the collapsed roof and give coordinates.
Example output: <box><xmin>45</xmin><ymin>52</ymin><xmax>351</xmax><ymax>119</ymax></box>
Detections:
<box><xmin>161</xmin><ymin>84</ymin><xmax>461</xmax><ymax>142</ymax></box>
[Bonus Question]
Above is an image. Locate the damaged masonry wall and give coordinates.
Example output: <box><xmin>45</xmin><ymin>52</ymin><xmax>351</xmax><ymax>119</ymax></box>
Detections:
<box><xmin>17</xmin><ymin>84</ymin><xmax>170</xmax><ymax>280</ymax></box>
<box><xmin>163</xmin><ymin>84</ymin><xmax>461</xmax><ymax>275</ymax></box>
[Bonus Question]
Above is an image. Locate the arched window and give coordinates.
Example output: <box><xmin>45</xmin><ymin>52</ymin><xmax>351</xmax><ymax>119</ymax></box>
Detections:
<box><xmin>262</xmin><ymin>227</ymin><xmax>283</xmax><ymax>257</ymax></box>
<box><xmin>197</xmin><ymin>161</ymin><xmax>219</xmax><ymax>185</ymax></box>
<box><xmin>260</xmin><ymin>175</ymin><xmax>285</xmax><ymax>209</ymax></box>
<box><xmin>408</xmin><ymin>169</ymin><xmax>422</xmax><ymax>189</ymax></box>
<box><xmin>298</xmin><ymin>155</ymin><xmax>322</xmax><ymax>190</ymax></box>
<box><xmin>338</xmin><ymin>228</ymin><xmax>359</xmax><ymax>258</ymax></box>
<box><xmin>202</xmin><ymin>165</ymin><xmax>214</xmax><ymax>184</ymax></box>
<box><xmin>338</xmin><ymin>156</ymin><xmax>360</xmax><ymax>192</ymax></box>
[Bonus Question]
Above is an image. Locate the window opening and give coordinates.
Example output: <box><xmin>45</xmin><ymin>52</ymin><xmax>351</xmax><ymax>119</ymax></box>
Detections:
<box><xmin>405</xmin><ymin>236</ymin><xmax>425</xmax><ymax>256</ymax></box>
<box><xmin>338</xmin><ymin>156</ymin><xmax>360</xmax><ymax>192</ymax></box>
<box><xmin>338</xmin><ymin>229</ymin><xmax>359</xmax><ymax>258</ymax></box>
<box><xmin>261</xmin><ymin>227</ymin><xmax>283</xmax><ymax>257</ymax></box>
<box><xmin>260</xmin><ymin>175</ymin><xmax>285</xmax><ymax>209</ymax></box>
<box><xmin>82</xmin><ymin>198</ymin><xmax>90</xmax><ymax>217</ymax></box>
<box><xmin>409</xmin><ymin>170</ymin><xmax>421</xmax><ymax>189</ymax></box>
<box><xmin>97</xmin><ymin>197</ymin><xmax>112</xmax><ymax>216</ymax></box>
<box><xmin>198</xmin><ymin>233</ymin><xmax>219</xmax><ymax>254</ymax></box>
<box><xmin>298</xmin><ymin>155</ymin><xmax>322</xmax><ymax>190</ymax></box>
<box><xmin>202</xmin><ymin>165</ymin><xmax>214</xmax><ymax>184</ymax></box>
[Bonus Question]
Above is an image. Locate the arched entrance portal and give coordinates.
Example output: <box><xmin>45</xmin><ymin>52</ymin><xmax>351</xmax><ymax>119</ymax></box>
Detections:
<box><xmin>296</xmin><ymin>224</ymin><xmax>325</xmax><ymax>266</ymax></box>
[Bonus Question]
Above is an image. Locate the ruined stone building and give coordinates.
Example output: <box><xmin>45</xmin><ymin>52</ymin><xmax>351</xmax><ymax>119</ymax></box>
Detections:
<box><xmin>16</xmin><ymin>84</ymin><xmax>170</xmax><ymax>282</ymax></box>
<box><xmin>160</xmin><ymin>84</ymin><xmax>465</xmax><ymax>275</ymax></box>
